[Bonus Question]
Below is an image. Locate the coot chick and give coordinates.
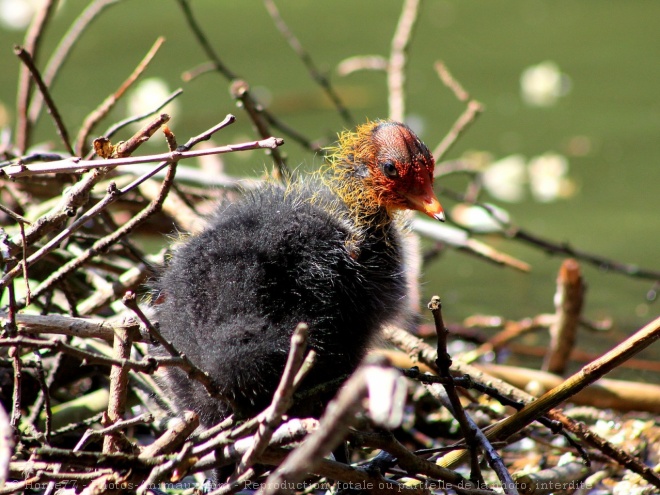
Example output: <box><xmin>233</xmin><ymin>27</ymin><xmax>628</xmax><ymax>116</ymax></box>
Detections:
<box><xmin>154</xmin><ymin>120</ymin><xmax>444</xmax><ymax>426</ymax></box>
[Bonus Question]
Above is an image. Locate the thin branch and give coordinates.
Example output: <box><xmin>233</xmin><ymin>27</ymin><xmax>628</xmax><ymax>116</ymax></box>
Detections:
<box><xmin>460</xmin><ymin>315</ymin><xmax>551</xmax><ymax>364</ymax></box>
<box><xmin>437</xmin><ymin>187</ymin><xmax>660</xmax><ymax>281</ymax></box>
<box><xmin>138</xmin><ymin>411</ymin><xmax>197</xmax><ymax>459</ymax></box>
<box><xmin>3</xmin><ymin>153</ymin><xmax>122</xmax><ymax>262</ymax></box>
<box><xmin>433</xmin><ymin>99</ymin><xmax>483</xmax><ymax>162</ymax></box>
<box><xmin>183</xmin><ymin>113</ymin><xmax>238</xmax><ymax>145</ymax></box>
<box><xmin>234</xmin><ymin>324</ymin><xmax>311</xmax><ymax>476</ymax></box>
<box><xmin>14</xmin><ymin>46</ymin><xmax>74</xmax><ymax>156</ymax></box>
<box><xmin>477</xmin><ymin>362</ymin><xmax>660</xmax><ymax>413</ymax></box>
<box><xmin>434</xmin><ymin>61</ymin><xmax>470</xmax><ymax>102</ymax></box>
<box><xmin>263</xmin><ymin>0</ymin><xmax>353</xmax><ymax>126</ymax></box>
<box><xmin>0</xmin><ymin>205</ymin><xmax>30</xmax><ymax>225</ymax></box>
<box><xmin>429</xmin><ymin>297</ymin><xmax>490</xmax><ymax>489</ymax></box>
<box><xmin>229</xmin><ymin>80</ymin><xmax>291</xmax><ymax>179</ymax></box>
<box><xmin>46</xmin><ymin>412</ymin><xmax>105</xmax><ymax>438</ymax></box>
<box><xmin>31</xmin><ymin>356</ymin><xmax>53</xmax><ymax>442</ymax></box>
<box><xmin>181</xmin><ymin>61</ymin><xmax>216</xmax><ymax>81</ymax></box>
<box><xmin>543</xmin><ymin>259</ymin><xmax>585</xmax><ymax>374</ymax></box>
<box><xmin>388</xmin><ymin>0</ymin><xmax>421</xmax><ymax>121</ymax></box>
<box><xmin>258</xmin><ymin>92</ymin><xmax>326</xmax><ymax>153</ymax></box>
<box><xmin>3</xmin><ymin>276</ymin><xmax>22</xmax><ymax>434</ymax></box>
<box><xmin>29</xmin><ymin>0</ymin><xmax>121</xmax><ymax>126</ymax></box>
<box><xmin>91</xmin><ymin>89</ymin><xmax>183</xmax><ymax>159</ymax></box>
<box><xmin>15</xmin><ymin>0</ymin><xmax>58</xmax><ymax>153</ymax></box>
<box><xmin>75</xmin><ymin>36</ymin><xmax>166</xmax><ymax>155</ymax></box>
<box><xmin>77</xmin><ymin>262</ymin><xmax>151</xmax><ymax>316</ymax></box>
<box><xmin>438</xmin><ymin>315</ymin><xmax>660</xmax><ymax>468</ymax></box>
<box><xmin>96</xmin><ymin>113</ymin><xmax>171</xmax><ymax>159</ymax></box>
<box><xmin>176</xmin><ymin>0</ymin><xmax>291</xmax><ymax>178</ymax></box>
<box><xmin>18</xmin><ymin>220</ymin><xmax>31</xmax><ymax>305</ymax></box>
<box><xmin>18</xmin><ymin>119</ymin><xmax>235</xmax><ymax>305</ymax></box>
<box><xmin>411</xmin><ymin>218</ymin><xmax>530</xmax><ymax>272</ymax></box>
<box><xmin>512</xmin><ymin>227</ymin><xmax>660</xmax><ymax>281</ymax></box>
<box><xmin>124</xmin><ymin>292</ymin><xmax>228</xmax><ymax>400</ymax></box>
<box><xmin>337</xmin><ymin>55</ymin><xmax>388</xmax><ymax>76</ymax></box>
<box><xmin>0</xmin><ymin>137</ymin><xmax>280</xmax><ymax>291</ymax></box>
<box><xmin>174</xmin><ymin>0</ymin><xmax>238</xmax><ymax>80</ymax></box>
<box><xmin>0</xmin><ymin>312</ymin><xmax>137</xmax><ymax>342</ymax></box>
<box><xmin>9</xmin><ymin>350</ymin><xmax>22</xmax><ymax>434</ymax></box>
<box><xmin>552</xmin><ymin>411</ymin><xmax>660</xmax><ymax>489</ymax></box>
<box><xmin>102</xmin><ymin>324</ymin><xmax>132</xmax><ymax>453</ymax></box>
<box><xmin>2</xmin><ymin>136</ymin><xmax>282</xmax><ymax>178</ymax></box>
<box><xmin>0</xmin><ymin>336</ymin><xmax>155</xmax><ymax>374</ymax></box>
<box><xmin>30</xmin><ymin>446</ymin><xmax>167</xmax><ymax>470</ymax></box>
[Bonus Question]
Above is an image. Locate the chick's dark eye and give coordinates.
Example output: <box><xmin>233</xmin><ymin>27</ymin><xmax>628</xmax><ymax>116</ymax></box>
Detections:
<box><xmin>380</xmin><ymin>160</ymin><xmax>398</xmax><ymax>178</ymax></box>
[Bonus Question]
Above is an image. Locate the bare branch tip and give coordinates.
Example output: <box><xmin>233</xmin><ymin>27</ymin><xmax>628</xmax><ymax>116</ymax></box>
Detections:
<box><xmin>428</xmin><ymin>296</ymin><xmax>442</xmax><ymax>311</ymax></box>
<box><xmin>121</xmin><ymin>291</ymin><xmax>137</xmax><ymax>305</ymax></box>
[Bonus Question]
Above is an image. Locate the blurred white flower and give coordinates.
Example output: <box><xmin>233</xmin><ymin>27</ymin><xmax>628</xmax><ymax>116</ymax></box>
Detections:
<box><xmin>411</xmin><ymin>217</ymin><xmax>469</xmax><ymax>246</ymax></box>
<box><xmin>528</xmin><ymin>152</ymin><xmax>574</xmax><ymax>202</ymax></box>
<box><xmin>127</xmin><ymin>78</ymin><xmax>179</xmax><ymax>122</ymax></box>
<box><xmin>0</xmin><ymin>0</ymin><xmax>39</xmax><ymax>30</ymax></box>
<box><xmin>451</xmin><ymin>203</ymin><xmax>510</xmax><ymax>233</ymax></box>
<box><xmin>481</xmin><ymin>152</ymin><xmax>575</xmax><ymax>203</ymax></box>
<box><xmin>520</xmin><ymin>61</ymin><xmax>571</xmax><ymax>107</ymax></box>
<box><xmin>0</xmin><ymin>0</ymin><xmax>66</xmax><ymax>30</ymax></box>
<box><xmin>482</xmin><ymin>154</ymin><xmax>527</xmax><ymax>203</ymax></box>
<box><xmin>365</xmin><ymin>365</ymin><xmax>407</xmax><ymax>429</ymax></box>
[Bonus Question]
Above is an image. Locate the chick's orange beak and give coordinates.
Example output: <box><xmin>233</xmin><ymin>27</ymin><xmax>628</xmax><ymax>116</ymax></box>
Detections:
<box><xmin>403</xmin><ymin>182</ymin><xmax>445</xmax><ymax>222</ymax></box>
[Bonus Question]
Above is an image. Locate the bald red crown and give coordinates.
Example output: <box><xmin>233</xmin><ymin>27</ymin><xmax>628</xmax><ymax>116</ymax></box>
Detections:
<box><xmin>334</xmin><ymin>121</ymin><xmax>445</xmax><ymax>221</ymax></box>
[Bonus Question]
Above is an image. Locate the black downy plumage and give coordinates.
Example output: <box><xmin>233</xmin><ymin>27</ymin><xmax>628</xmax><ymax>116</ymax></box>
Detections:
<box><xmin>153</xmin><ymin>121</ymin><xmax>444</xmax><ymax>426</ymax></box>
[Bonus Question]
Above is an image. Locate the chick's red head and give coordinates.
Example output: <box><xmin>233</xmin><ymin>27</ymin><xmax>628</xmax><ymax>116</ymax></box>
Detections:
<box><xmin>358</xmin><ymin>121</ymin><xmax>445</xmax><ymax>221</ymax></box>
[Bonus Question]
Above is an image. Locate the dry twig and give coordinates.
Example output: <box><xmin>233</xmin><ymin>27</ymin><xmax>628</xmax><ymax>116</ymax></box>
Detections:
<box><xmin>388</xmin><ymin>0</ymin><xmax>421</xmax><ymax>122</ymax></box>
<box><xmin>543</xmin><ymin>259</ymin><xmax>585</xmax><ymax>374</ymax></box>
<box><xmin>382</xmin><ymin>324</ymin><xmax>660</xmax><ymax>489</ymax></box>
<box><xmin>15</xmin><ymin>0</ymin><xmax>58</xmax><ymax>153</ymax></box>
<box><xmin>14</xmin><ymin>45</ymin><xmax>74</xmax><ymax>155</ymax></box>
<box><xmin>428</xmin><ymin>297</ymin><xmax>516</xmax><ymax>493</ymax></box>
<box><xmin>444</xmin><ymin>315</ymin><xmax>660</xmax><ymax>464</ymax></box>
<box><xmin>234</xmin><ymin>323</ymin><xmax>312</xmax><ymax>476</ymax></box>
<box><xmin>263</xmin><ymin>0</ymin><xmax>353</xmax><ymax>126</ymax></box>
<box><xmin>75</xmin><ymin>37</ymin><xmax>166</xmax><ymax>155</ymax></box>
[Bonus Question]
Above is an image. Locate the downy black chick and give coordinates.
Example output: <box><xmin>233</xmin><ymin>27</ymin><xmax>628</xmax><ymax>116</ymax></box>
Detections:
<box><xmin>153</xmin><ymin>120</ymin><xmax>444</xmax><ymax>426</ymax></box>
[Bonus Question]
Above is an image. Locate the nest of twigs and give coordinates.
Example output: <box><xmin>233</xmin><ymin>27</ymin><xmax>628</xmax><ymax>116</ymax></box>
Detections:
<box><xmin>1</xmin><ymin>1</ymin><xmax>659</xmax><ymax>494</ymax></box>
